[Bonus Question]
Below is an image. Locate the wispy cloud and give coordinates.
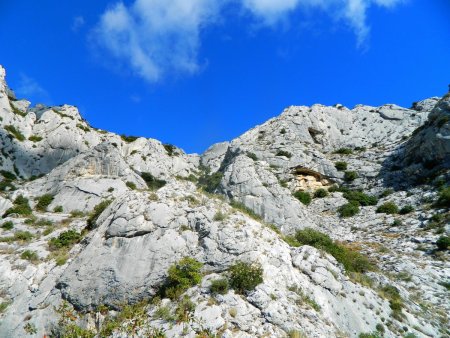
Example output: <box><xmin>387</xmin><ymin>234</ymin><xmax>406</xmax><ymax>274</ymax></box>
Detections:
<box><xmin>72</xmin><ymin>16</ymin><xmax>85</xmax><ymax>32</ymax></box>
<box><xmin>92</xmin><ymin>0</ymin><xmax>404</xmax><ymax>83</ymax></box>
<box><xmin>15</xmin><ymin>74</ymin><xmax>51</xmax><ymax>104</ymax></box>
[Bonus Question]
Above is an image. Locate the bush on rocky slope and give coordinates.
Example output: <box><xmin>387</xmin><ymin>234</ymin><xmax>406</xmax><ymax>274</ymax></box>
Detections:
<box><xmin>335</xmin><ymin>161</ymin><xmax>348</xmax><ymax>171</ymax></box>
<box><xmin>197</xmin><ymin>171</ymin><xmax>223</xmax><ymax>193</ymax></box>
<box><xmin>161</xmin><ymin>257</ymin><xmax>203</xmax><ymax>300</ymax></box>
<box><xmin>140</xmin><ymin>172</ymin><xmax>166</xmax><ymax>190</ymax></box>
<box><xmin>293</xmin><ymin>191</ymin><xmax>312</xmax><ymax>205</ymax></box>
<box><xmin>3</xmin><ymin>195</ymin><xmax>32</xmax><ymax>217</ymax></box>
<box><xmin>229</xmin><ymin>261</ymin><xmax>264</xmax><ymax>294</ymax></box>
<box><xmin>294</xmin><ymin>228</ymin><xmax>373</xmax><ymax>273</ymax></box>
<box><xmin>376</xmin><ymin>202</ymin><xmax>399</xmax><ymax>214</ymax></box>
<box><xmin>35</xmin><ymin>194</ymin><xmax>54</xmax><ymax>212</ymax></box>
<box><xmin>338</xmin><ymin>201</ymin><xmax>360</xmax><ymax>218</ymax></box>
<box><xmin>437</xmin><ymin>186</ymin><xmax>450</xmax><ymax>207</ymax></box>
<box><xmin>86</xmin><ymin>200</ymin><xmax>112</xmax><ymax>230</ymax></box>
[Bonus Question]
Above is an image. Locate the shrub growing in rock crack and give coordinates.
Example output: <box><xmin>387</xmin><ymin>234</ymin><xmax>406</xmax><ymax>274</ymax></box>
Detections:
<box><xmin>399</xmin><ymin>205</ymin><xmax>414</xmax><ymax>215</ymax></box>
<box><xmin>314</xmin><ymin>188</ymin><xmax>329</xmax><ymax>198</ymax></box>
<box><xmin>162</xmin><ymin>257</ymin><xmax>203</xmax><ymax>300</ymax></box>
<box><xmin>334</xmin><ymin>148</ymin><xmax>352</xmax><ymax>155</ymax></box>
<box><xmin>342</xmin><ymin>190</ymin><xmax>378</xmax><ymax>206</ymax></box>
<box><xmin>229</xmin><ymin>261</ymin><xmax>263</xmax><ymax>294</ymax></box>
<box><xmin>344</xmin><ymin>171</ymin><xmax>358</xmax><ymax>182</ymax></box>
<box><xmin>3</xmin><ymin>195</ymin><xmax>32</xmax><ymax>218</ymax></box>
<box><xmin>125</xmin><ymin>181</ymin><xmax>137</xmax><ymax>190</ymax></box>
<box><xmin>338</xmin><ymin>201</ymin><xmax>360</xmax><ymax>218</ymax></box>
<box><xmin>376</xmin><ymin>202</ymin><xmax>399</xmax><ymax>214</ymax></box>
<box><xmin>293</xmin><ymin>191</ymin><xmax>312</xmax><ymax>205</ymax></box>
<box><xmin>294</xmin><ymin>228</ymin><xmax>373</xmax><ymax>273</ymax></box>
<box><xmin>210</xmin><ymin>278</ymin><xmax>229</xmax><ymax>295</ymax></box>
<box><xmin>21</xmin><ymin>250</ymin><xmax>39</xmax><ymax>263</ymax></box>
<box><xmin>4</xmin><ymin>125</ymin><xmax>25</xmax><ymax>141</ymax></box>
<box><xmin>198</xmin><ymin>171</ymin><xmax>224</xmax><ymax>193</ymax></box>
<box><xmin>86</xmin><ymin>200</ymin><xmax>112</xmax><ymax>230</ymax></box>
<box><xmin>436</xmin><ymin>236</ymin><xmax>450</xmax><ymax>250</ymax></box>
<box><xmin>140</xmin><ymin>172</ymin><xmax>166</xmax><ymax>190</ymax></box>
<box><xmin>1</xmin><ymin>221</ymin><xmax>13</xmax><ymax>230</ymax></box>
<box><xmin>436</xmin><ymin>186</ymin><xmax>450</xmax><ymax>207</ymax></box>
<box><xmin>48</xmin><ymin>230</ymin><xmax>82</xmax><ymax>250</ymax></box>
<box><xmin>35</xmin><ymin>194</ymin><xmax>54</xmax><ymax>212</ymax></box>
<box><xmin>335</xmin><ymin>161</ymin><xmax>348</xmax><ymax>171</ymax></box>
<box><xmin>275</xmin><ymin>150</ymin><xmax>292</xmax><ymax>158</ymax></box>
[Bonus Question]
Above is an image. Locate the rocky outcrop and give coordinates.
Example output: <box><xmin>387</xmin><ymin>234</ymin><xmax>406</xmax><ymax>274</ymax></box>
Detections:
<box><xmin>0</xmin><ymin>65</ymin><xmax>448</xmax><ymax>338</ymax></box>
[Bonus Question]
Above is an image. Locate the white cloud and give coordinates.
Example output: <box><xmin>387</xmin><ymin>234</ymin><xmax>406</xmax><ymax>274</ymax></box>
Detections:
<box><xmin>92</xmin><ymin>0</ymin><xmax>404</xmax><ymax>83</ymax></box>
<box><xmin>92</xmin><ymin>0</ymin><xmax>221</xmax><ymax>82</ymax></box>
<box><xmin>15</xmin><ymin>74</ymin><xmax>50</xmax><ymax>103</ymax></box>
<box><xmin>72</xmin><ymin>16</ymin><xmax>85</xmax><ymax>32</ymax></box>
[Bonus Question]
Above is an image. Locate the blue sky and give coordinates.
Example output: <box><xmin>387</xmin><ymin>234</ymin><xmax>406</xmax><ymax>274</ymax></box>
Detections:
<box><xmin>0</xmin><ymin>1</ymin><xmax>449</xmax><ymax>153</ymax></box>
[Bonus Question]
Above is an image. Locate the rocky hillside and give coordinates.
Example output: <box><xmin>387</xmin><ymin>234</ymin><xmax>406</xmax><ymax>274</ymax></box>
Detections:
<box><xmin>0</xmin><ymin>65</ymin><xmax>448</xmax><ymax>338</ymax></box>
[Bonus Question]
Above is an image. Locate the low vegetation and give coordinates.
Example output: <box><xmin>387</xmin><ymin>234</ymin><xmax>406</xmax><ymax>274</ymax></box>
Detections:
<box><xmin>198</xmin><ymin>171</ymin><xmax>224</xmax><ymax>193</ymax></box>
<box><xmin>292</xmin><ymin>228</ymin><xmax>373</xmax><ymax>273</ymax></box>
<box><xmin>210</xmin><ymin>278</ymin><xmax>229</xmax><ymax>295</ymax></box>
<box><xmin>161</xmin><ymin>257</ymin><xmax>203</xmax><ymax>300</ymax></box>
<box><xmin>86</xmin><ymin>200</ymin><xmax>112</xmax><ymax>230</ymax></box>
<box><xmin>21</xmin><ymin>250</ymin><xmax>39</xmax><ymax>263</ymax></box>
<box><xmin>1</xmin><ymin>221</ymin><xmax>13</xmax><ymax>230</ymax></box>
<box><xmin>125</xmin><ymin>181</ymin><xmax>136</xmax><ymax>190</ymax></box>
<box><xmin>3</xmin><ymin>195</ymin><xmax>32</xmax><ymax>218</ymax></box>
<box><xmin>376</xmin><ymin>202</ymin><xmax>399</xmax><ymax>214</ymax></box>
<box><xmin>48</xmin><ymin>230</ymin><xmax>82</xmax><ymax>250</ymax></box>
<box><xmin>293</xmin><ymin>191</ymin><xmax>312</xmax><ymax>205</ymax></box>
<box><xmin>436</xmin><ymin>236</ymin><xmax>450</xmax><ymax>250</ymax></box>
<box><xmin>344</xmin><ymin>170</ymin><xmax>358</xmax><ymax>182</ymax></box>
<box><xmin>35</xmin><ymin>193</ymin><xmax>54</xmax><ymax>212</ymax></box>
<box><xmin>334</xmin><ymin>147</ymin><xmax>353</xmax><ymax>155</ymax></box>
<box><xmin>436</xmin><ymin>186</ymin><xmax>450</xmax><ymax>207</ymax></box>
<box><xmin>338</xmin><ymin>201</ymin><xmax>360</xmax><ymax>218</ymax></box>
<box><xmin>163</xmin><ymin>143</ymin><xmax>177</xmax><ymax>156</ymax></box>
<box><xmin>140</xmin><ymin>172</ymin><xmax>166</xmax><ymax>190</ymax></box>
<box><xmin>28</xmin><ymin>135</ymin><xmax>43</xmax><ymax>142</ymax></box>
<box><xmin>275</xmin><ymin>150</ymin><xmax>292</xmax><ymax>158</ymax></box>
<box><xmin>4</xmin><ymin>125</ymin><xmax>25</xmax><ymax>141</ymax></box>
<box><xmin>229</xmin><ymin>261</ymin><xmax>264</xmax><ymax>294</ymax></box>
<box><xmin>335</xmin><ymin>161</ymin><xmax>348</xmax><ymax>171</ymax></box>
<box><xmin>313</xmin><ymin>188</ymin><xmax>328</xmax><ymax>198</ymax></box>
<box><xmin>399</xmin><ymin>205</ymin><xmax>414</xmax><ymax>215</ymax></box>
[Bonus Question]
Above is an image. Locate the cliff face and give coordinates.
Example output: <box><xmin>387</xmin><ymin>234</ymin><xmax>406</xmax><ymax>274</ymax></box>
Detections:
<box><xmin>0</xmin><ymin>65</ymin><xmax>448</xmax><ymax>338</ymax></box>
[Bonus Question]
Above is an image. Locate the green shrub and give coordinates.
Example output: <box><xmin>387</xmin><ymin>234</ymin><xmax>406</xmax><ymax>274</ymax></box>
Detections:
<box><xmin>28</xmin><ymin>135</ymin><xmax>43</xmax><ymax>142</ymax></box>
<box><xmin>210</xmin><ymin>278</ymin><xmax>229</xmax><ymax>295</ymax></box>
<box><xmin>48</xmin><ymin>230</ymin><xmax>82</xmax><ymax>250</ymax></box>
<box><xmin>4</xmin><ymin>125</ymin><xmax>25</xmax><ymax>141</ymax></box>
<box><xmin>0</xmin><ymin>170</ymin><xmax>16</xmax><ymax>180</ymax></box>
<box><xmin>313</xmin><ymin>188</ymin><xmax>329</xmax><ymax>198</ymax></box>
<box><xmin>229</xmin><ymin>261</ymin><xmax>263</xmax><ymax>294</ymax></box>
<box><xmin>399</xmin><ymin>205</ymin><xmax>414</xmax><ymax>215</ymax></box>
<box><xmin>14</xmin><ymin>231</ymin><xmax>34</xmax><ymax>241</ymax></box>
<box><xmin>436</xmin><ymin>236</ymin><xmax>450</xmax><ymax>250</ymax></box>
<box><xmin>334</xmin><ymin>148</ymin><xmax>352</xmax><ymax>155</ymax></box>
<box><xmin>21</xmin><ymin>250</ymin><xmax>39</xmax><ymax>263</ymax></box>
<box><xmin>338</xmin><ymin>201</ymin><xmax>360</xmax><ymax>218</ymax></box>
<box><xmin>213</xmin><ymin>211</ymin><xmax>226</xmax><ymax>221</ymax></box>
<box><xmin>295</xmin><ymin>228</ymin><xmax>372</xmax><ymax>273</ymax></box>
<box><xmin>153</xmin><ymin>305</ymin><xmax>174</xmax><ymax>321</ymax></box>
<box><xmin>53</xmin><ymin>206</ymin><xmax>63</xmax><ymax>213</ymax></box>
<box><xmin>0</xmin><ymin>180</ymin><xmax>16</xmax><ymax>192</ymax></box>
<box><xmin>70</xmin><ymin>210</ymin><xmax>85</xmax><ymax>218</ymax></box>
<box><xmin>163</xmin><ymin>257</ymin><xmax>203</xmax><ymax>300</ymax></box>
<box><xmin>120</xmin><ymin>134</ymin><xmax>138</xmax><ymax>142</ymax></box>
<box><xmin>293</xmin><ymin>191</ymin><xmax>312</xmax><ymax>205</ymax></box>
<box><xmin>344</xmin><ymin>171</ymin><xmax>358</xmax><ymax>182</ymax></box>
<box><xmin>437</xmin><ymin>186</ymin><xmax>450</xmax><ymax>207</ymax></box>
<box><xmin>335</xmin><ymin>161</ymin><xmax>348</xmax><ymax>171</ymax></box>
<box><xmin>86</xmin><ymin>200</ymin><xmax>112</xmax><ymax>230</ymax></box>
<box><xmin>275</xmin><ymin>150</ymin><xmax>292</xmax><ymax>158</ymax></box>
<box><xmin>3</xmin><ymin>195</ymin><xmax>32</xmax><ymax>217</ymax></box>
<box><xmin>175</xmin><ymin>296</ymin><xmax>196</xmax><ymax>322</ymax></box>
<box><xmin>380</xmin><ymin>188</ymin><xmax>394</xmax><ymax>197</ymax></box>
<box><xmin>376</xmin><ymin>202</ymin><xmax>399</xmax><ymax>214</ymax></box>
<box><xmin>35</xmin><ymin>194</ymin><xmax>54</xmax><ymax>212</ymax></box>
<box><xmin>198</xmin><ymin>172</ymin><xmax>224</xmax><ymax>193</ymax></box>
<box><xmin>163</xmin><ymin>144</ymin><xmax>177</xmax><ymax>156</ymax></box>
<box><xmin>359</xmin><ymin>333</ymin><xmax>382</xmax><ymax>338</ymax></box>
<box><xmin>125</xmin><ymin>181</ymin><xmax>136</xmax><ymax>190</ymax></box>
<box><xmin>1</xmin><ymin>221</ymin><xmax>13</xmax><ymax>230</ymax></box>
<box><xmin>140</xmin><ymin>172</ymin><xmax>166</xmax><ymax>190</ymax></box>
<box><xmin>246</xmin><ymin>152</ymin><xmax>258</xmax><ymax>161</ymax></box>
<box><xmin>342</xmin><ymin>190</ymin><xmax>378</xmax><ymax>206</ymax></box>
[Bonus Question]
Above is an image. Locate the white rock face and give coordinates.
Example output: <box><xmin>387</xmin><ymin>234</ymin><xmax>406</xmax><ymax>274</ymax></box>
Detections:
<box><xmin>0</xmin><ymin>65</ymin><xmax>448</xmax><ymax>338</ymax></box>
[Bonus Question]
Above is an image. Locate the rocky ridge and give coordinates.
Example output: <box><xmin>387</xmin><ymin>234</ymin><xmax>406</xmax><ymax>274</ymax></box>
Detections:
<box><xmin>0</xmin><ymin>65</ymin><xmax>449</xmax><ymax>338</ymax></box>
